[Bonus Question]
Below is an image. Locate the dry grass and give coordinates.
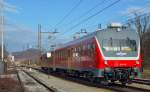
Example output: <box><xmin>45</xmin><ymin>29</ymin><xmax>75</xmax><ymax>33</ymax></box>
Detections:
<box><xmin>141</xmin><ymin>68</ymin><xmax>150</xmax><ymax>79</ymax></box>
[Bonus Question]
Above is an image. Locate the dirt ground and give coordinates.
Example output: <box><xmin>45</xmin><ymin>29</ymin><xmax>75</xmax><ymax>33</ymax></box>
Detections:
<box><xmin>0</xmin><ymin>67</ymin><xmax>22</xmax><ymax>92</ymax></box>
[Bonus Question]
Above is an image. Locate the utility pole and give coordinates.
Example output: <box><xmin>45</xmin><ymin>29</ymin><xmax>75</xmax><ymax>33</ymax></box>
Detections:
<box><xmin>0</xmin><ymin>0</ymin><xmax>4</xmax><ymax>61</ymax></box>
<box><xmin>1</xmin><ymin>16</ymin><xmax>4</xmax><ymax>61</ymax></box>
<box><xmin>73</xmin><ymin>29</ymin><xmax>87</xmax><ymax>39</ymax></box>
<box><xmin>38</xmin><ymin>24</ymin><xmax>41</xmax><ymax>51</ymax></box>
<box><xmin>0</xmin><ymin>0</ymin><xmax>5</xmax><ymax>74</ymax></box>
<box><xmin>37</xmin><ymin>24</ymin><xmax>58</xmax><ymax>53</ymax></box>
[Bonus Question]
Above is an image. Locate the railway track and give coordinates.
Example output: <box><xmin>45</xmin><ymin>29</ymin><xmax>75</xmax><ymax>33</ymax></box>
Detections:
<box><xmin>51</xmin><ymin>73</ymin><xmax>150</xmax><ymax>92</ymax></box>
<box><xmin>16</xmin><ymin>70</ymin><xmax>24</xmax><ymax>92</ymax></box>
<box><xmin>17</xmin><ymin>68</ymin><xmax>57</xmax><ymax>92</ymax></box>
<box><xmin>133</xmin><ymin>79</ymin><xmax>150</xmax><ymax>85</ymax></box>
<box><xmin>22</xmin><ymin>70</ymin><xmax>57</xmax><ymax>92</ymax></box>
<box><xmin>59</xmin><ymin>75</ymin><xmax>150</xmax><ymax>92</ymax></box>
<box><xmin>0</xmin><ymin>66</ymin><xmax>23</xmax><ymax>92</ymax></box>
<box><xmin>108</xmin><ymin>84</ymin><xmax>150</xmax><ymax>92</ymax></box>
<box><xmin>23</xmin><ymin>66</ymin><xmax>150</xmax><ymax>92</ymax></box>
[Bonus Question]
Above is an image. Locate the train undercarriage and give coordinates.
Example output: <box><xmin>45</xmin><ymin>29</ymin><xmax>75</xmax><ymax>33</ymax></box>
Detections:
<box><xmin>41</xmin><ymin>67</ymin><xmax>140</xmax><ymax>85</ymax></box>
<box><xmin>104</xmin><ymin>67</ymin><xmax>140</xmax><ymax>85</ymax></box>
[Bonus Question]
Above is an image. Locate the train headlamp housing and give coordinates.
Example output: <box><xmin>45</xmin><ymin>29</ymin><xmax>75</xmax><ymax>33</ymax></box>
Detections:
<box><xmin>104</xmin><ymin>60</ymin><xmax>108</xmax><ymax>65</ymax></box>
<box><xmin>136</xmin><ymin>60</ymin><xmax>139</xmax><ymax>65</ymax></box>
<box><xmin>104</xmin><ymin>67</ymin><xmax>112</xmax><ymax>73</ymax></box>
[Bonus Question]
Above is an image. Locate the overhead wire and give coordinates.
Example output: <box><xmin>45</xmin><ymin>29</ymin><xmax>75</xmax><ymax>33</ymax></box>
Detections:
<box><xmin>53</xmin><ymin>0</ymin><xmax>83</xmax><ymax>29</ymax></box>
<box><xmin>58</xmin><ymin>0</ymin><xmax>121</xmax><ymax>36</ymax></box>
<box><xmin>66</xmin><ymin>0</ymin><xmax>107</xmax><ymax>25</ymax></box>
<box><xmin>108</xmin><ymin>0</ymin><xmax>150</xmax><ymax>25</ymax></box>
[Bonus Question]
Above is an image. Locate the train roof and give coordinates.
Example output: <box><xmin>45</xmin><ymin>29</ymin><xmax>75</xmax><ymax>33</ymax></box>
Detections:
<box><xmin>54</xmin><ymin>27</ymin><xmax>139</xmax><ymax>51</ymax></box>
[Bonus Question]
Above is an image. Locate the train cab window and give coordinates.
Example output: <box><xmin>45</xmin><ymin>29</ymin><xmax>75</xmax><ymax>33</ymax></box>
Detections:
<box><xmin>102</xmin><ymin>38</ymin><xmax>137</xmax><ymax>52</ymax></box>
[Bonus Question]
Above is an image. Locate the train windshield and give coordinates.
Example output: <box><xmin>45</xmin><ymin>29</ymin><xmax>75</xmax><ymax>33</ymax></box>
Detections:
<box><xmin>102</xmin><ymin>38</ymin><xmax>138</xmax><ymax>57</ymax></box>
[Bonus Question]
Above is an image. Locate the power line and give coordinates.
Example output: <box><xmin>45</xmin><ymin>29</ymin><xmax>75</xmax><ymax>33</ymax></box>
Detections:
<box><xmin>58</xmin><ymin>0</ymin><xmax>121</xmax><ymax>36</ymax></box>
<box><xmin>123</xmin><ymin>3</ymin><xmax>150</xmax><ymax>20</ymax></box>
<box><xmin>67</xmin><ymin>0</ymin><xmax>107</xmax><ymax>25</ymax></box>
<box><xmin>69</xmin><ymin>0</ymin><xmax>120</xmax><ymax>31</ymax></box>
<box><xmin>121</xmin><ymin>2</ymin><xmax>150</xmax><ymax>25</ymax></box>
<box><xmin>53</xmin><ymin>0</ymin><xmax>83</xmax><ymax>28</ymax></box>
<box><xmin>109</xmin><ymin>1</ymin><xmax>150</xmax><ymax>25</ymax></box>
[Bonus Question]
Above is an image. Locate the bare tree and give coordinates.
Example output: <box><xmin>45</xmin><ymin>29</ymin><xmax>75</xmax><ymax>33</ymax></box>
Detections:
<box><xmin>127</xmin><ymin>13</ymin><xmax>150</xmax><ymax>68</ymax></box>
<box><xmin>133</xmin><ymin>13</ymin><xmax>150</xmax><ymax>39</ymax></box>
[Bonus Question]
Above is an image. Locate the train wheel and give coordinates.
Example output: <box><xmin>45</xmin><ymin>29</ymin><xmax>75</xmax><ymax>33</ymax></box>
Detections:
<box><xmin>120</xmin><ymin>80</ymin><xmax>127</xmax><ymax>86</ymax></box>
<box><xmin>121</xmin><ymin>82</ymin><xmax>126</xmax><ymax>86</ymax></box>
<box><xmin>87</xmin><ymin>77</ymin><xmax>94</xmax><ymax>83</ymax></box>
<box><xmin>100</xmin><ymin>80</ymin><xmax>109</xmax><ymax>86</ymax></box>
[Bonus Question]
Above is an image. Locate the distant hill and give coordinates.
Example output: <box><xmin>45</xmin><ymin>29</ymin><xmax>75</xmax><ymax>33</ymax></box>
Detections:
<box><xmin>12</xmin><ymin>48</ymin><xmax>41</xmax><ymax>62</ymax></box>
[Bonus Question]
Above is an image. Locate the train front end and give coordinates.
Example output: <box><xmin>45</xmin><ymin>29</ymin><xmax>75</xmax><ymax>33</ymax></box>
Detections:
<box><xmin>96</xmin><ymin>24</ymin><xmax>142</xmax><ymax>84</ymax></box>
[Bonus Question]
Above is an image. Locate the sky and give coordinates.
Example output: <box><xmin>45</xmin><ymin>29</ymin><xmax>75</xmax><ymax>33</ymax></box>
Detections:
<box><xmin>2</xmin><ymin>0</ymin><xmax>150</xmax><ymax>52</ymax></box>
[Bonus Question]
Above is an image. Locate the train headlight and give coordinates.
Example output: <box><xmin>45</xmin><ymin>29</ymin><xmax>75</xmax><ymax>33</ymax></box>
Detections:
<box><xmin>104</xmin><ymin>67</ymin><xmax>112</xmax><ymax>73</ymax></box>
<box><xmin>136</xmin><ymin>61</ymin><xmax>139</xmax><ymax>64</ymax></box>
<box><xmin>104</xmin><ymin>60</ymin><xmax>108</xmax><ymax>65</ymax></box>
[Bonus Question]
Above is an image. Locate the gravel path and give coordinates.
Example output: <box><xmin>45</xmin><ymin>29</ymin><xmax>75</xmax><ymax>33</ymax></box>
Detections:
<box><xmin>128</xmin><ymin>83</ymin><xmax>150</xmax><ymax>90</ymax></box>
<box><xmin>25</xmin><ymin>69</ymin><xmax>113</xmax><ymax>92</ymax></box>
<box><xmin>18</xmin><ymin>70</ymin><xmax>50</xmax><ymax>92</ymax></box>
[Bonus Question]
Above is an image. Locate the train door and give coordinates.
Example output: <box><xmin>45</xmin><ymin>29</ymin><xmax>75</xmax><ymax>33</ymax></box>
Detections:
<box><xmin>67</xmin><ymin>48</ymin><xmax>72</xmax><ymax>71</ymax></box>
<box><xmin>52</xmin><ymin>51</ymin><xmax>56</xmax><ymax>71</ymax></box>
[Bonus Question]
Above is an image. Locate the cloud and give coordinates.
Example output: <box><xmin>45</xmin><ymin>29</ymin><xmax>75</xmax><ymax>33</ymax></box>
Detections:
<box><xmin>4</xmin><ymin>23</ymin><xmax>32</xmax><ymax>32</ymax></box>
<box><xmin>121</xmin><ymin>6</ymin><xmax>150</xmax><ymax>15</ymax></box>
<box><xmin>0</xmin><ymin>0</ymin><xmax>19</xmax><ymax>13</ymax></box>
<box><xmin>127</xmin><ymin>0</ymin><xmax>149</xmax><ymax>2</ymax></box>
<box><xmin>5</xmin><ymin>29</ymin><xmax>37</xmax><ymax>52</ymax></box>
<box><xmin>121</xmin><ymin>6</ymin><xmax>150</xmax><ymax>17</ymax></box>
<box><xmin>2</xmin><ymin>21</ymin><xmax>36</xmax><ymax>52</ymax></box>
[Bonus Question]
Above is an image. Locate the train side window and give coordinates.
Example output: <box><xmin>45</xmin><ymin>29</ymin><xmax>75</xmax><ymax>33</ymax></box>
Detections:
<box><xmin>65</xmin><ymin>50</ymin><xmax>67</xmax><ymax>60</ymax></box>
<box><xmin>78</xmin><ymin>46</ymin><xmax>81</xmax><ymax>56</ymax></box>
<box><xmin>74</xmin><ymin>47</ymin><xmax>77</xmax><ymax>52</ymax></box>
<box><xmin>68</xmin><ymin>49</ymin><xmax>70</xmax><ymax>57</ymax></box>
<box><xmin>93</xmin><ymin>44</ymin><xmax>96</xmax><ymax>54</ymax></box>
<box><xmin>88</xmin><ymin>44</ymin><xmax>91</xmax><ymax>49</ymax></box>
<box><xmin>80</xmin><ymin>45</ymin><xmax>84</xmax><ymax>55</ymax></box>
<box><xmin>61</xmin><ymin>51</ymin><xmax>63</xmax><ymax>60</ymax></box>
<box><xmin>71</xmin><ymin>48</ymin><xmax>73</xmax><ymax>58</ymax></box>
<box><xmin>92</xmin><ymin>44</ymin><xmax>95</xmax><ymax>50</ymax></box>
<box><xmin>86</xmin><ymin>44</ymin><xmax>91</xmax><ymax>56</ymax></box>
<box><xmin>59</xmin><ymin>51</ymin><xmax>61</xmax><ymax>60</ymax></box>
<box><xmin>83</xmin><ymin>45</ymin><xmax>86</xmax><ymax>50</ymax></box>
<box><xmin>60</xmin><ymin>51</ymin><xmax>62</xmax><ymax>60</ymax></box>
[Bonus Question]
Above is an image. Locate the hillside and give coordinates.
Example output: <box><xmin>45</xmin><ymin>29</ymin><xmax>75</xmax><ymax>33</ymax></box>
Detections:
<box><xmin>12</xmin><ymin>48</ymin><xmax>41</xmax><ymax>62</ymax></box>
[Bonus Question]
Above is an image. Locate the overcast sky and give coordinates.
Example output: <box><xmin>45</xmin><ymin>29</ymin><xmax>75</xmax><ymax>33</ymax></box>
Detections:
<box><xmin>3</xmin><ymin>0</ymin><xmax>150</xmax><ymax>52</ymax></box>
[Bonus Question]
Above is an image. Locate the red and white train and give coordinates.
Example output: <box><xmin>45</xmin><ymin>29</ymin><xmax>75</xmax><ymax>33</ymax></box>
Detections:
<box><xmin>40</xmin><ymin>23</ymin><xmax>142</xmax><ymax>85</ymax></box>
